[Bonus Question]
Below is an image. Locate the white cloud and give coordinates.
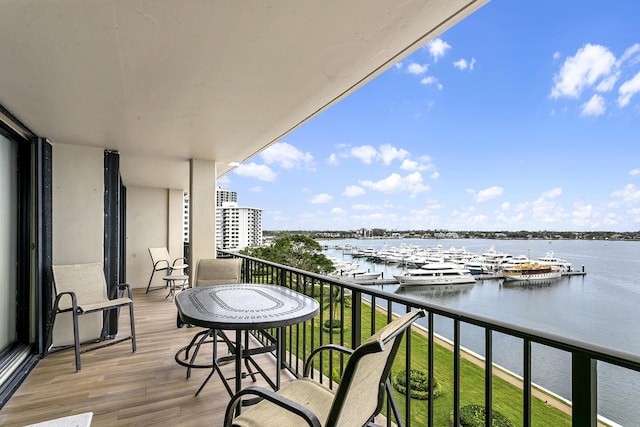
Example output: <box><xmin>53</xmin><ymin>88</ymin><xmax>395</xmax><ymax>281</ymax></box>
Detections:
<box><xmin>551</xmin><ymin>44</ymin><xmax>616</xmax><ymax>99</ymax></box>
<box><xmin>453</xmin><ymin>58</ymin><xmax>476</xmax><ymax>71</ymax></box>
<box><xmin>400</xmin><ymin>159</ymin><xmax>428</xmax><ymax>171</ymax></box>
<box><xmin>427</xmin><ymin>38</ymin><xmax>451</xmax><ymax>62</ymax></box>
<box><xmin>407</xmin><ymin>63</ymin><xmax>429</xmax><ymax>75</ymax></box>
<box><xmin>250</xmin><ymin>186</ymin><xmax>263</xmax><ymax>192</ymax></box>
<box><xmin>260</xmin><ymin>142</ymin><xmax>314</xmax><ymax>169</ymax></box>
<box><xmin>541</xmin><ymin>187</ymin><xmax>563</xmax><ymax>199</ymax></box>
<box><xmin>328</xmin><ymin>153</ymin><xmax>338</xmax><ymax>165</ymax></box>
<box><xmin>471</xmin><ymin>186</ymin><xmax>504</xmax><ymax>202</ymax></box>
<box><xmin>343</xmin><ymin>185</ymin><xmax>366</xmax><ymax>197</ymax></box>
<box><xmin>611</xmin><ymin>183</ymin><xmax>640</xmax><ymax>204</ymax></box>
<box><xmin>309</xmin><ymin>193</ymin><xmax>333</xmax><ymax>204</ymax></box>
<box><xmin>572</xmin><ymin>202</ymin><xmax>596</xmax><ymax>222</ymax></box>
<box><xmin>394</xmin><ymin>62</ymin><xmax>403</xmax><ymax>70</ymax></box>
<box><xmin>217</xmin><ymin>175</ymin><xmax>231</xmax><ymax>186</ymax></box>
<box><xmin>619</xmin><ymin>43</ymin><xmax>640</xmax><ymax>66</ymax></box>
<box><xmin>580</xmin><ymin>94</ymin><xmax>606</xmax><ymax>117</ymax></box>
<box><xmin>330</xmin><ymin>207</ymin><xmax>347</xmax><ymax>215</ymax></box>
<box><xmin>360</xmin><ymin>172</ymin><xmax>429</xmax><ymax>197</ymax></box>
<box><xmin>453</xmin><ymin>58</ymin><xmax>467</xmax><ymax>70</ymax></box>
<box><xmin>351</xmin><ymin>145</ymin><xmax>378</xmax><ymax>164</ymax></box>
<box><xmin>233</xmin><ymin>162</ymin><xmax>277</xmax><ymax>181</ymax></box>
<box><xmin>352</xmin><ymin>204</ymin><xmax>378</xmax><ymax>211</ymax></box>
<box><xmin>553</xmin><ymin>51</ymin><xmax>561</xmax><ymax>60</ymax></box>
<box><xmin>501</xmin><ymin>202</ymin><xmax>511</xmax><ymax>210</ymax></box>
<box><xmin>617</xmin><ymin>71</ymin><xmax>640</xmax><ymax>107</ymax></box>
<box><xmin>377</xmin><ymin>144</ymin><xmax>409</xmax><ymax>165</ymax></box>
<box><xmin>630</xmin><ymin>169</ymin><xmax>640</xmax><ymax>176</ymax></box>
<box><xmin>421</xmin><ymin>76</ymin><xmax>441</xmax><ymax>89</ymax></box>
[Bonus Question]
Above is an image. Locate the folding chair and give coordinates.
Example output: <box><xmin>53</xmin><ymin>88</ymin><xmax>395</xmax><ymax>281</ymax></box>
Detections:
<box><xmin>146</xmin><ymin>247</ymin><xmax>188</xmax><ymax>293</ymax></box>
<box><xmin>224</xmin><ymin>310</ymin><xmax>425</xmax><ymax>427</ymax></box>
<box><xmin>43</xmin><ymin>262</ymin><xmax>136</xmax><ymax>372</ymax></box>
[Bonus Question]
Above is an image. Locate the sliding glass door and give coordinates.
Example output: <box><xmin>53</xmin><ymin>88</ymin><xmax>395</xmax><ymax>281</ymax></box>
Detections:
<box><xmin>0</xmin><ymin>133</ymin><xmax>18</xmax><ymax>353</ymax></box>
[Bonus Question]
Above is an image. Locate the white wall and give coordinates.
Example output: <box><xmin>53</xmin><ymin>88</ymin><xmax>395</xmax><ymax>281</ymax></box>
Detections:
<box><xmin>52</xmin><ymin>143</ymin><xmax>104</xmax><ymax>265</ymax></box>
<box><xmin>126</xmin><ymin>187</ymin><xmax>185</xmax><ymax>289</ymax></box>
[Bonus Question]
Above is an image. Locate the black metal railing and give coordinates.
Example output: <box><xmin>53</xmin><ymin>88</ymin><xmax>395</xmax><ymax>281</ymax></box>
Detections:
<box><xmin>220</xmin><ymin>250</ymin><xmax>640</xmax><ymax>427</ymax></box>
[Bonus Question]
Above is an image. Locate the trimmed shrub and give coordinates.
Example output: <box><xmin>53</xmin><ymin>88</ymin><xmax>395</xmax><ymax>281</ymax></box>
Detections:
<box><xmin>451</xmin><ymin>404</ymin><xmax>515</xmax><ymax>427</ymax></box>
<box><xmin>392</xmin><ymin>369</ymin><xmax>441</xmax><ymax>400</ymax></box>
<box><xmin>322</xmin><ymin>319</ymin><xmax>342</xmax><ymax>333</ymax></box>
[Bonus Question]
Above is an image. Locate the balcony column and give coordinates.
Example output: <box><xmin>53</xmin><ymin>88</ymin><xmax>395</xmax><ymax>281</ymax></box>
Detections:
<box><xmin>189</xmin><ymin>159</ymin><xmax>217</xmax><ymax>276</ymax></box>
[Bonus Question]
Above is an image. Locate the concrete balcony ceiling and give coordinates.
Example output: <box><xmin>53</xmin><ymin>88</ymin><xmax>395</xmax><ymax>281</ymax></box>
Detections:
<box><xmin>0</xmin><ymin>0</ymin><xmax>486</xmax><ymax>190</ymax></box>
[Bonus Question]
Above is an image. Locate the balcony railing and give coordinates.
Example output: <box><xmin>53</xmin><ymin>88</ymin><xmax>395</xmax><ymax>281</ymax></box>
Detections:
<box><xmin>221</xmin><ymin>250</ymin><xmax>640</xmax><ymax>427</ymax></box>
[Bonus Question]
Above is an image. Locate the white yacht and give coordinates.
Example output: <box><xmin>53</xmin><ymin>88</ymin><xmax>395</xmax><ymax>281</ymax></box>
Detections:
<box><xmin>536</xmin><ymin>251</ymin><xmax>572</xmax><ymax>272</ymax></box>
<box><xmin>394</xmin><ymin>262</ymin><xmax>476</xmax><ymax>286</ymax></box>
<box><xmin>502</xmin><ymin>262</ymin><xmax>562</xmax><ymax>281</ymax></box>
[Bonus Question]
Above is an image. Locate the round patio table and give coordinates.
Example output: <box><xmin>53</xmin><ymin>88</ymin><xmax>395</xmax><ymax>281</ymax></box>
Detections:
<box><xmin>175</xmin><ymin>283</ymin><xmax>319</xmax><ymax>399</ymax></box>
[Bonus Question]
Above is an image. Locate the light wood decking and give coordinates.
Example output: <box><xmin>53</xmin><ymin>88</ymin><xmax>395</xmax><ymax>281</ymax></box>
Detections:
<box><xmin>0</xmin><ymin>288</ymin><xmax>286</xmax><ymax>426</ymax></box>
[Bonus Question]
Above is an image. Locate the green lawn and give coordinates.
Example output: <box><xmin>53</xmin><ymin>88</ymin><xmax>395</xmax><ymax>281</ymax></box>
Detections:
<box><xmin>285</xmin><ymin>297</ymin><xmax>571</xmax><ymax>427</ymax></box>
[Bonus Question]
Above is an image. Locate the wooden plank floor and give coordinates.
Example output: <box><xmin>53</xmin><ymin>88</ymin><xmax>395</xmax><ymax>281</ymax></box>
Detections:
<box><xmin>0</xmin><ymin>288</ymin><xmax>289</xmax><ymax>427</ymax></box>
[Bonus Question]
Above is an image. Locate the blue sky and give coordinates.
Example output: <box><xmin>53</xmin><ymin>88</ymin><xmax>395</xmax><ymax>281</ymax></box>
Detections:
<box><xmin>219</xmin><ymin>0</ymin><xmax>640</xmax><ymax>232</ymax></box>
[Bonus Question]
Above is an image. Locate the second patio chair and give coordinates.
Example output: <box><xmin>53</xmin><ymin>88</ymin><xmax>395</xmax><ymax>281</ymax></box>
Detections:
<box><xmin>175</xmin><ymin>258</ymin><xmax>244</xmax><ymax>378</ymax></box>
<box><xmin>224</xmin><ymin>310</ymin><xmax>425</xmax><ymax>427</ymax></box>
<box><xmin>146</xmin><ymin>247</ymin><xmax>188</xmax><ymax>293</ymax></box>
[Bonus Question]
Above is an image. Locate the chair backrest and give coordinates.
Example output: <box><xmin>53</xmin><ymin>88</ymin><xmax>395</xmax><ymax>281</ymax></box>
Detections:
<box><xmin>148</xmin><ymin>247</ymin><xmax>171</xmax><ymax>269</ymax></box>
<box><xmin>52</xmin><ymin>262</ymin><xmax>109</xmax><ymax>307</ymax></box>
<box><xmin>195</xmin><ymin>258</ymin><xmax>242</xmax><ymax>287</ymax></box>
<box><xmin>326</xmin><ymin>310</ymin><xmax>425</xmax><ymax>427</ymax></box>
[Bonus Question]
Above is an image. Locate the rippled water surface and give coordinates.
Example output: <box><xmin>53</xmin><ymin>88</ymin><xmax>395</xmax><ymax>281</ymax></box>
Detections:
<box><xmin>320</xmin><ymin>238</ymin><xmax>640</xmax><ymax>426</ymax></box>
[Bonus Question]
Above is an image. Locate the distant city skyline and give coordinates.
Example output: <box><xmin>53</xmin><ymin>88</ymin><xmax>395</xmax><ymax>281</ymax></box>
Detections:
<box><xmin>219</xmin><ymin>0</ymin><xmax>640</xmax><ymax>232</ymax></box>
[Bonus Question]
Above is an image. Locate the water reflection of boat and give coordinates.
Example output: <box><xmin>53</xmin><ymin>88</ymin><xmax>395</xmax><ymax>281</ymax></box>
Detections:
<box><xmin>501</xmin><ymin>278</ymin><xmax>560</xmax><ymax>288</ymax></box>
<box><xmin>395</xmin><ymin>282</ymin><xmax>474</xmax><ymax>299</ymax></box>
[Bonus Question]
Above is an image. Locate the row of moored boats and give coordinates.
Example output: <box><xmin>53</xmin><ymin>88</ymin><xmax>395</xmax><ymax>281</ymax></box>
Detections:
<box><xmin>327</xmin><ymin>245</ymin><xmax>573</xmax><ymax>285</ymax></box>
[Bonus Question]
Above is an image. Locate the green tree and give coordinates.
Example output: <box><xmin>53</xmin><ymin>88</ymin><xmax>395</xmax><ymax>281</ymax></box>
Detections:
<box><xmin>244</xmin><ymin>234</ymin><xmax>334</xmax><ymax>274</ymax></box>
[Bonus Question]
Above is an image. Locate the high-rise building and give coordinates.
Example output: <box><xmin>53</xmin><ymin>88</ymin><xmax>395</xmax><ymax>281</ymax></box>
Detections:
<box><xmin>215</xmin><ymin>188</ymin><xmax>263</xmax><ymax>250</ymax></box>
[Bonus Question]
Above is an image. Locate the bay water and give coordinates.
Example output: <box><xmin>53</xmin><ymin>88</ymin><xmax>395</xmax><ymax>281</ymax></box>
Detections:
<box><xmin>319</xmin><ymin>238</ymin><xmax>640</xmax><ymax>426</ymax></box>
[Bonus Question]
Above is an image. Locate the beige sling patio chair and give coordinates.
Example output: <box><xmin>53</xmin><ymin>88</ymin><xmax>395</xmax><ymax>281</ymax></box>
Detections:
<box><xmin>223</xmin><ymin>309</ymin><xmax>425</xmax><ymax>427</ymax></box>
<box><xmin>175</xmin><ymin>258</ymin><xmax>244</xmax><ymax>377</ymax></box>
<box><xmin>43</xmin><ymin>262</ymin><xmax>136</xmax><ymax>372</ymax></box>
<box><xmin>146</xmin><ymin>247</ymin><xmax>188</xmax><ymax>293</ymax></box>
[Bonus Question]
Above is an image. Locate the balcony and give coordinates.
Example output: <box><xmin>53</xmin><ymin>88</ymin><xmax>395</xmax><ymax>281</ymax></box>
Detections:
<box><xmin>1</xmin><ymin>254</ymin><xmax>639</xmax><ymax>426</ymax></box>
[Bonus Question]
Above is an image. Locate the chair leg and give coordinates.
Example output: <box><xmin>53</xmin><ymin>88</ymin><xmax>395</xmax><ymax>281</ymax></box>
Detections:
<box><xmin>71</xmin><ymin>310</ymin><xmax>81</xmax><ymax>372</ymax></box>
<box><xmin>42</xmin><ymin>308</ymin><xmax>57</xmax><ymax>359</ymax></box>
<box><xmin>129</xmin><ymin>302</ymin><xmax>136</xmax><ymax>353</ymax></box>
<box><xmin>146</xmin><ymin>269</ymin><xmax>156</xmax><ymax>293</ymax></box>
<box><xmin>187</xmin><ymin>330</ymin><xmax>214</xmax><ymax>379</ymax></box>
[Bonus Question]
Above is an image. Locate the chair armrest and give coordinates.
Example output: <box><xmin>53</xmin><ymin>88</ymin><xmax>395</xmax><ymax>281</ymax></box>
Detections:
<box><xmin>224</xmin><ymin>386</ymin><xmax>321</xmax><ymax>427</ymax></box>
<box><xmin>153</xmin><ymin>260</ymin><xmax>170</xmax><ymax>271</ymax></box>
<box><xmin>110</xmin><ymin>283</ymin><xmax>134</xmax><ymax>300</ymax></box>
<box><xmin>52</xmin><ymin>291</ymin><xmax>79</xmax><ymax>313</ymax></box>
<box><xmin>172</xmin><ymin>257</ymin><xmax>188</xmax><ymax>267</ymax></box>
<box><xmin>303</xmin><ymin>343</ymin><xmax>354</xmax><ymax>377</ymax></box>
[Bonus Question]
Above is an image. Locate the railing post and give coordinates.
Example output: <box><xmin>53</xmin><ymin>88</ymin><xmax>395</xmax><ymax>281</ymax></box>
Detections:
<box><xmin>351</xmin><ymin>290</ymin><xmax>361</xmax><ymax>349</ymax></box>
<box><xmin>453</xmin><ymin>319</ymin><xmax>460</xmax><ymax>426</ymax></box>
<box><xmin>523</xmin><ymin>338</ymin><xmax>531</xmax><ymax>427</ymax></box>
<box><xmin>485</xmin><ymin>329</ymin><xmax>493</xmax><ymax>427</ymax></box>
<box><xmin>572</xmin><ymin>353</ymin><xmax>597</xmax><ymax>427</ymax></box>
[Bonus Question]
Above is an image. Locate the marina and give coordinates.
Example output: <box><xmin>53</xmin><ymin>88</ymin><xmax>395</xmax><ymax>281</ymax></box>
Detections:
<box><xmin>320</xmin><ymin>237</ymin><xmax>640</xmax><ymax>426</ymax></box>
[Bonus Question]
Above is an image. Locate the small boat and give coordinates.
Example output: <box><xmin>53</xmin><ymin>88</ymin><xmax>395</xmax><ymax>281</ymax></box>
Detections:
<box><xmin>349</xmin><ymin>270</ymin><xmax>383</xmax><ymax>281</ymax></box>
<box><xmin>536</xmin><ymin>251</ymin><xmax>572</xmax><ymax>272</ymax></box>
<box><xmin>393</xmin><ymin>262</ymin><xmax>476</xmax><ymax>286</ymax></box>
<box><xmin>502</xmin><ymin>263</ymin><xmax>562</xmax><ymax>281</ymax></box>
<box><xmin>465</xmin><ymin>257</ymin><xmax>492</xmax><ymax>275</ymax></box>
